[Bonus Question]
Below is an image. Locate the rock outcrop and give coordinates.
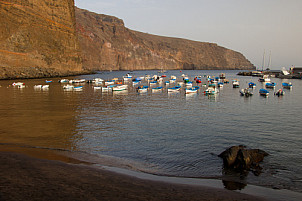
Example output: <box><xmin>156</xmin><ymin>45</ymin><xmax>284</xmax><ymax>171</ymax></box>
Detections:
<box><xmin>218</xmin><ymin>145</ymin><xmax>269</xmax><ymax>175</ymax></box>
<box><xmin>0</xmin><ymin>0</ymin><xmax>82</xmax><ymax>79</ymax></box>
<box><xmin>75</xmin><ymin>7</ymin><xmax>255</xmax><ymax>71</ymax></box>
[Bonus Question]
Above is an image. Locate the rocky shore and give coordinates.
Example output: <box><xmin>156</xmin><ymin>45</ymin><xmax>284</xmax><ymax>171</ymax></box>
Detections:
<box><xmin>0</xmin><ymin>152</ymin><xmax>267</xmax><ymax>201</ymax></box>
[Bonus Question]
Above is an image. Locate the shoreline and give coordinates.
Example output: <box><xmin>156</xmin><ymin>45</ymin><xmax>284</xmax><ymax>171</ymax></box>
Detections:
<box><xmin>1</xmin><ymin>145</ymin><xmax>302</xmax><ymax>201</ymax></box>
<box><xmin>0</xmin><ymin>151</ymin><xmax>268</xmax><ymax>201</ymax></box>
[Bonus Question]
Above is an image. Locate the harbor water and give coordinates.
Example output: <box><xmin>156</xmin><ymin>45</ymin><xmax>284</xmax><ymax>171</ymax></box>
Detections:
<box><xmin>0</xmin><ymin>70</ymin><xmax>301</xmax><ymax>194</ymax></box>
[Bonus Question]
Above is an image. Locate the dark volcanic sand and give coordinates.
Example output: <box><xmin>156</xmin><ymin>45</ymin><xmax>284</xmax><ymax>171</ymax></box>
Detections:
<box><xmin>0</xmin><ymin>152</ymin><xmax>267</xmax><ymax>201</ymax></box>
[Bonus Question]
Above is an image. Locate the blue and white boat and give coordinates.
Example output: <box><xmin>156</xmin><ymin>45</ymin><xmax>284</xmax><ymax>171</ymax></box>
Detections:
<box><xmin>151</xmin><ymin>86</ymin><xmax>163</xmax><ymax>93</ymax></box>
<box><xmin>265</xmin><ymin>82</ymin><xmax>276</xmax><ymax>88</ymax></box>
<box><xmin>232</xmin><ymin>80</ymin><xmax>240</xmax><ymax>88</ymax></box>
<box><xmin>259</xmin><ymin>88</ymin><xmax>269</xmax><ymax>96</ymax></box>
<box><xmin>282</xmin><ymin>82</ymin><xmax>292</xmax><ymax>89</ymax></box>
<box><xmin>74</xmin><ymin>86</ymin><xmax>83</xmax><ymax>91</ymax></box>
<box><xmin>185</xmin><ymin>86</ymin><xmax>199</xmax><ymax>94</ymax></box>
<box><xmin>217</xmin><ymin>82</ymin><xmax>224</xmax><ymax>88</ymax></box>
<box><xmin>248</xmin><ymin>82</ymin><xmax>256</xmax><ymax>88</ymax></box>
<box><xmin>137</xmin><ymin>85</ymin><xmax>148</xmax><ymax>93</ymax></box>
<box><xmin>149</xmin><ymin>81</ymin><xmax>157</xmax><ymax>85</ymax></box>
<box><xmin>168</xmin><ymin>86</ymin><xmax>181</xmax><ymax>92</ymax></box>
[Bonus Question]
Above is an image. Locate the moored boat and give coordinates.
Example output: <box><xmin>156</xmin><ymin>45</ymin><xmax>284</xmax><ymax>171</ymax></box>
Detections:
<box><xmin>259</xmin><ymin>88</ymin><xmax>269</xmax><ymax>96</ymax></box>
<box><xmin>248</xmin><ymin>82</ymin><xmax>256</xmax><ymax>88</ymax></box>
<box><xmin>232</xmin><ymin>80</ymin><xmax>240</xmax><ymax>88</ymax></box>
<box><xmin>265</xmin><ymin>82</ymin><xmax>276</xmax><ymax>88</ymax></box>
<box><xmin>137</xmin><ymin>85</ymin><xmax>148</xmax><ymax>93</ymax></box>
<box><xmin>239</xmin><ymin>88</ymin><xmax>253</xmax><ymax>97</ymax></box>
<box><xmin>185</xmin><ymin>86</ymin><xmax>200</xmax><ymax>94</ymax></box>
<box><xmin>151</xmin><ymin>86</ymin><xmax>163</xmax><ymax>92</ymax></box>
<box><xmin>282</xmin><ymin>82</ymin><xmax>292</xmax><ymax>89</ymax></box>
<box><xmin>259</xmin><ymin>75</ymin><xmax>270</xmax><ymax>82</ymax></box>
<box><xmin>274</xmin><ymin>89</ymin><xmax>285</xmax><ymax>96</ymax></box>
<box><xmin>204</xmin><ymin>86</ymin><xmax>218</xmax><ymax>95</ymax></box>
<box><xmin>168</xmin><ymin>86</ymin><xmax>181</xmax><ymax>92</ymax></box>
<box><xmin>113</xmin><ymin>85</ymin><xmax>128</xmax><ymax>91</ymax></box>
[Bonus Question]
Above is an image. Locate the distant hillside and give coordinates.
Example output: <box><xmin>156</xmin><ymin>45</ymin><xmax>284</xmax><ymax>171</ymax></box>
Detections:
<box><xmin>75</xmin><ymin>7</ymin><xmax>255</xmax><ymax>71</ymax></box>
<box><xmin>0</xmin><ymin>0</ymin><xmax>82</xmax><ymax>79</ymax></box>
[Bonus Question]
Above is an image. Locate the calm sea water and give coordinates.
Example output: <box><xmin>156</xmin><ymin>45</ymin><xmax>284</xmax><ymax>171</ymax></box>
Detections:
<box><xmin>0</xmin><ymin>70</ymin><xmax>301</xmax><ymax>193</ymax></box>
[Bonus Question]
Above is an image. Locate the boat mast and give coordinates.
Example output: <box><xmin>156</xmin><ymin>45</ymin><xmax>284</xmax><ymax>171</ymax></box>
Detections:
<box><xmin>262</xmin><ymin>49</ymin><xmax>266</xmax><ymax>71</ymax></box>
<box><xmin>267</xmin><ymin>51</ymin><xmax>271</xmax><ymax>69</ymax></box>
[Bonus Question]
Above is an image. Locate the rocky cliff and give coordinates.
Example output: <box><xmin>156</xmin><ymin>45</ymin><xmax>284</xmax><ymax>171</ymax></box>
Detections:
<box><xmin>75</xmin><ymin>7</ymin><xmax>255</xmax><ymax>71</ymax></box>
<box><xmin>0</xmin><ymin>0</ymin><xmax>82</xmax><ymax>79</ymax></box>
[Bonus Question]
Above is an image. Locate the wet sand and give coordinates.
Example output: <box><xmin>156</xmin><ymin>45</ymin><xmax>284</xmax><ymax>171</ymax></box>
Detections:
<box><xmin>0</xmin><ymin>151</ymin><xmax>267</xmax><ymax>201</ymax></box>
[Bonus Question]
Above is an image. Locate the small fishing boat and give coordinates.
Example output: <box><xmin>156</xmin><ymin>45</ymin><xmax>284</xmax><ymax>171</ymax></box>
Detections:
<box><xmin>232</xmin><ymin>80</ymin><xmax>240</xmax><ymax>88</ymax></box>
<box><xmin>132</xmin><ymin>80</ymin><xmax>140</xmax><ymax>85</ymax></box>
<box><xmin>170</xmin><ymin>79</ymin><xmax>176</xmax><ymax>83</ymax></box>
<box><xmin>204</xmin><ymin>87</ymin><xmax>218</xmax><ymax>95</ymax></box>
<box><xmin>105</xmin><ymin>80</ymin><xmax>115</xmax><ymax>85</ymax></box>
<box><xmin>168</xmin><ymin>86</ymin><xmax>181</xmax><ymax>92</ymax></box>
<box><xmin>195</xmin><ymin>79</ymin><xmax>202</xmax><ymax>83</ymax></box>
<box><xmin>185</xmin><ymin>81</ymin><xmax>193</xmax><ymax>87</ymax></box>
<box><xmin>258</xmin><ymin>75</ymin><xmax>270</xmax><ymax>82</ymax></box>
<box><xmin>259</xmin><ymin>88</ymin><xmax>269</xmax><ymax>96</ymax></box>
<box><xmin>185</xmin><ymin>86</ymin><xmax>199</xmax><ymax>94</ymax></box>
<box><xmin>12</xmin><ymin>82</ymin><xmax>24</xmax><ymax>86</ymax></box>
<box><xmin>219</xmin><ymin>73</ymin><xmax>226</xmax><ymax>79</ymax></box>
<box><xmin>63</xmin><ymin>85</ymin><xmax>74</xmax><ymax>90</ymax></box>
<box><xmin>136</xmin><ymin>85</ymin><xmax>148</xmax><ymax>93</ymax></box>
<box><xmin>274</xmin><ymin>89</ymin><xmax>285</xmax><ymax>96</ymax></box>
<box><xmin>59</xmin><ymin>79</ymin><xmax>69</xmax><ymax>83</ymax></box>
<box><xmin>265</xmin><ymin>82</ymin><xmax>276</xmax><ymax>88</ymax></box>
<box><xmin>239</xmin><ymin>88</ymin><xmax>253</xmax><ymax>97</ymax></box>
<box><xmin>34</xmin><ymin>85</ymin><xmax>43</xmax><ymax>89</ymax></box>
<box><xmin>93</xmin><ymin>86</ymin><xmax>102</xmax><ymax>90</ymax></box>
<box><xmin>45</xmin><ymin>80</ymin><xmax>52</xmax><ymax>83</ymax></box>
<box><xmin>149</xmin><ymin>81</ymin><xmax>157</xmax><ymax>85</ymax></box>
<box><xmin>73</xmin><ymin>86</ymin><xmax>83</xmax><ymax>91</ymax></box>
<box><xmin>248</xmin><ymin>82</ymin><xmax>256</xmax><ymax>88</ymax></box>
<box><xmin>165</xmin><ymin>81</ymin><xmax>170</xmax><ymax>85</ymax></box>
<box><xmin>151</xmin><ymin>86</ymin><xmax>163</xmax><ymax>92</ymax></box>
<box><xmin>41</xmin><ymin>85</ymin><xmax>49</xmax><ymax>90</ymax></box>
<box><xmin>282</xmin><ymin>82</ymin><xmax>292</xmax><ymax>89</ymax></box>
<box><xmin>113</xmin><ymin>85</ymin><xmax>128</xmax><ymax>91</ymax></box>
<box><xmin>217</xmin><ymin>82</ymin><xmax>224</xmax><ymax>88</ymax></box>
<box><xmin>101</xmin><ymin>86</ymin><xmax>113</xmax><ymax>92</ymax></box>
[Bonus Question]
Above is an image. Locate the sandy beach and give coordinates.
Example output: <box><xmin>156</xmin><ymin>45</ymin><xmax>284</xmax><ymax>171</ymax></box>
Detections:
<box><xmin>0</xmin><ymin>151</ymin><xmax>268</xmax><ymax>201</ymax></box>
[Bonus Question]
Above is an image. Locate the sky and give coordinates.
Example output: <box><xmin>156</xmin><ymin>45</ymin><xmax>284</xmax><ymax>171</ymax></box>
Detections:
<box><xmin>75</xmin><ymin>0</ymin><xmax>302</xmax><ymax>70</ymax></box>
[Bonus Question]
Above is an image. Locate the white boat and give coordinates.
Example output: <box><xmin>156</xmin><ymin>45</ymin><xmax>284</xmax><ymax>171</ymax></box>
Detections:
<box><xmin>137</xmin><ymin>86</ymin><xmax>148</xmax><ymax>93</ymax></box>
<box><xmin>258</xmin><ymin>75</ymin><xmax>270</xmax><ymax>82</ymax></box>
<box><xmin>59</xmin><ymin>79</ymin><xmax>69</xmax><ymax>83</ymax></box>
<box><xmin>12</xmin><ymin>82</ymin><xmax>24</xmax><ymax>86</ymax></box>
<box><xmin>101</xmin><ymin>86</ymin><xmax>113</xmax><ymax>92</ymax></box>
<box><xmin>185</xmin><ymin>86</ymin><xmax>199</xmax><ymax>94</ymax></box>
<box><xmin>63</xmin><ymin>85</ymin><xmax>74</xmax><ymax>90</ymax></box>
<box><xmin>93</xmin><ymin>86</ymin><xmax>102</xmax><ymax>90</ymax></box>
<box><xmin>112</xmin><ymin>85</ymin><xmax>127</xmax><ymax>91</ymax></box>
<box><xmin>232</xmin><ymin>80</ymin><xmax>240</xmax><ymax>88</ymax></box>
<box><xmin>151</xmin><ymin>87</ymin><xmax>163</xmax><ymax>93</ymax></box>
<box><xmin>41</xmin><ymin>85</ymin><xmax>49</xmax><ymax>90</ymax></box>
<box><xmin>105</xmin><ymin>80</ymin><xmax>115</xmax><ymax>85</ymax></box>
<box><xmin>168</xmin><ymin>86</ymin><xmax>181</xmax><ymax>92</ymax></box>
<box><xmin>239</xmin><ymin>88</ymin><xmax>253</xmax><ymax>97</ymax></box>
<box><xmin>204</xmin><ymin>87</ymin><xmax>218</xmax><ymax>95</ymax></box>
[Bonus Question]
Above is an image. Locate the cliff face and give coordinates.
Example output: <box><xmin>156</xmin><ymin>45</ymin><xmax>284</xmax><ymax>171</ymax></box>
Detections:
<box><xmin>75</xmin><ymin>7</ymin><xmax>255</xmax><ymax>71</ymax></box>
<box><xmin>0</xmin><ymin>0</ymin><xmax>82</xmax><ymax>78</ymax></box>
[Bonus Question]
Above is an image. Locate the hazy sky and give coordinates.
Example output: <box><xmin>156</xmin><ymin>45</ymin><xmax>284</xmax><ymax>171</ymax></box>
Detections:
<box><xmin>75</xmin><ymin>0</ymin><xmax>302</xmax><ymax>70</ymax></box>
